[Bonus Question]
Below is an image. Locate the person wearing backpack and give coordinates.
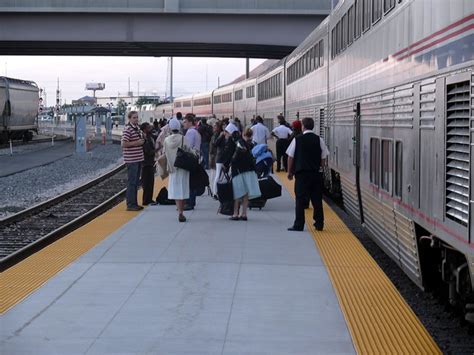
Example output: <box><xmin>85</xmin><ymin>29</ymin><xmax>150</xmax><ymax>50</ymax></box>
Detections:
<box><xmin>198</xmin><ymin>118</ymin><xmax>213</xmax><ymax>170</ymax></box>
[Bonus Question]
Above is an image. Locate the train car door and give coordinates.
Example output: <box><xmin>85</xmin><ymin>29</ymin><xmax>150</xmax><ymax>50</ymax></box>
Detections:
<box><xmin>353</xmin><ymin>102</ymin><xmax>364</xmax><ymax>223</ymax></box>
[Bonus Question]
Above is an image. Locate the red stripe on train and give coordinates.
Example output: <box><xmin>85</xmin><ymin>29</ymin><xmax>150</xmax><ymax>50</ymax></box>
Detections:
<box><xmin>396</xmin><ymin>23</ymin><xmax>474</xmax><ymax>61</ymax></box>
<box><xmin>392</xmin><ymin>13</ymin><xmax>474</xmax><ymax>57</ymax></box>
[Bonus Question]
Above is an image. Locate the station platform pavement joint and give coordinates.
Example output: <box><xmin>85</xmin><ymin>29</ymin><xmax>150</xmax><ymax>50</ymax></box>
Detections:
<box><xmin>1</xmin><ymin>172</ymin><xmax>441</xmax><ymax>354</ymax></box>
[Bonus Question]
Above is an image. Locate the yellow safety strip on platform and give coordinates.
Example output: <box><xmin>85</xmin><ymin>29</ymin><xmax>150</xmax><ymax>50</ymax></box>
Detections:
<box><xmin>0</xmin><ymin>178</ymin><xmax>166</xmax><ymax>314</ymax></box>
<box><xmin>278</xmin><ymin>173</ymin><xmax>441</xmax><ymax>355</ymax></box>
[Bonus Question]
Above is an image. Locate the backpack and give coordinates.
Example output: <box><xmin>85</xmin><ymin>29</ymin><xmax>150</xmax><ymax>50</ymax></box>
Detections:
<box><xmin>156</xmin><ymin>187</ymin><xmax>175</xmax><ymax>205</ymax></box>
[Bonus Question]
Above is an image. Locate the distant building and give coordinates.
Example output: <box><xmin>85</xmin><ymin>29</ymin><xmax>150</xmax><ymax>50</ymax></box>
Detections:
<box><xmin>72</xmin><ymin>95</ymin><xmax>96</xmax><ymax>106</ymax></box>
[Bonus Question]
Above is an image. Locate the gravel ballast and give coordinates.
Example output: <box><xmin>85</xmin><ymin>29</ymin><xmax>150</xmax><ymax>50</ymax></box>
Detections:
<box><xmin>0</xmin><ymin>143</ymin><xmax>123</xmax><ymax>219</ymax></box>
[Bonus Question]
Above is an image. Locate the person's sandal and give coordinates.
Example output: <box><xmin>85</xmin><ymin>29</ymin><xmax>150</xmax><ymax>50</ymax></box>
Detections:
<box><xmin>229</xmin><ymin>216</ymin><xmax>240</xmax><ymax>221</ymax></box>
<box><xmin>178</xmin><ymin>214</ymin><xmax>186</xmax><ymax>222</ymax></box>
<box><xmin>239</xmin><ymin>216</ymin><xmax>248</xmax><ymax>221</ymax></box>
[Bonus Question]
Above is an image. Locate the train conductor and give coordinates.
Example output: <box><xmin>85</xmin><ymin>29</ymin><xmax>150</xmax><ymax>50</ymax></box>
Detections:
<box><xmin>286</xmin><ymin>117</ymin><xmax>329</xmax><ymax>232</ymax></box>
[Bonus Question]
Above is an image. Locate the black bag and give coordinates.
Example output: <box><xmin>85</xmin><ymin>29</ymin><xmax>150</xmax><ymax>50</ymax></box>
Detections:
<box><xmin>217</xmin><ymin>171</ymin><xmax>234</xmax><ymax>203</ymax></box>
<box><xmin>190</xmin><ymin>164</ymin><xmax>210</xmax><ymax>196</ymax></box>
<box><xmin>156</xmin><ymin>187</ymin><xmax>175</xmax><ymax>205</ymax></box>
<box><xmin>259</xmin><ymin>176</ymin><xmax>282</xmax><ymax>200</ymax></box>
<box><xmin>218</xmin><ymin>201</ymin><xmax>234</xmax><ymax>215</ymax></box>
<box><xmin>174</xmin><ymin>137</ymin><xmax>199</xmax><ymax>172</ymax></box>
<box><xmin>249</xmin><ymin>197</ymin><xmax>267</xmax><ymax>210</ymax></box>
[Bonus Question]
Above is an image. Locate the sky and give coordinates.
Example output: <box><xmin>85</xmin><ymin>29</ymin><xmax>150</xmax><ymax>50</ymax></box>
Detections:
<box><xmin>1</xmin><ymin>56</ymin><xmax>266</xmax><ymax>106</ymax></box>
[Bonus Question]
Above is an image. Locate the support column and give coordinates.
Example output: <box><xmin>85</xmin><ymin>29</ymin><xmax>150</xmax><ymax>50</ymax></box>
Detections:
<box><xmin>75</xmin><ymin>114</ymin><xmax>87</xmax><ymax>154</ymax></box>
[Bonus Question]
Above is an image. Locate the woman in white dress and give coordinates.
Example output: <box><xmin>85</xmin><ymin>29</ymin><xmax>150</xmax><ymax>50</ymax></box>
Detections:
<box><xmin>164</xmin><ymin>118</ymin><xmax>190</xmax><ymax>222</ymax></box>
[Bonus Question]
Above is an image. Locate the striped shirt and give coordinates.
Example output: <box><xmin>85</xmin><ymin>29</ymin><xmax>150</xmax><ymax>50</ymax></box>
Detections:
<box><xmin>122</xmin><ymin>123</ymin><xmax>144</xmax><ymax>163</ymax></box>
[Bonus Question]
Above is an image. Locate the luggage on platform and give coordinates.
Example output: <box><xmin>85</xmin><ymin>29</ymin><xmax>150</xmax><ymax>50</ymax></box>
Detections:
<box><xmin>248</xmin><ymin>197</ymin><xmax>267</xmax><ymax>210</ymax></box>
<box><xmin>155</xmin><ymin>187</ymin><xmax>175</xmax><ymax>205</ymax></box>
<box><xmin>258</xmin><ymin>175</ymin><xmax>282</xmax><ymax>200</ymax></box>
<box><xmin>218</xmin><ymin>201</ymin><xmax>234</xmax><ymax>215</ymax></box>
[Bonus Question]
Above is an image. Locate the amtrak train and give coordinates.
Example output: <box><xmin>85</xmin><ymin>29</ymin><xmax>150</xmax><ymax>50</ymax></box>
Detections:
<box><xmin>145</xmin><ymin>0</ymin><xmax>474</xmax><ymax>322</ymax></box>
<box><xmin>0</xmin><ymin>77</ymin><xmax>39</xmax><ymax>143</ymax></box>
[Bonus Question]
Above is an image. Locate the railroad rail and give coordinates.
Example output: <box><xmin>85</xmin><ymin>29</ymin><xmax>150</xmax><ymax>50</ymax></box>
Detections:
<box><xmin>0</xmin><ymin>164</ymin><xmax>127</xmax><ymax>271</ymax></box>
<box><xmin>0</xmin><ymin>135</ymin><xmax>71</xmax><ymax>150</ymax></box>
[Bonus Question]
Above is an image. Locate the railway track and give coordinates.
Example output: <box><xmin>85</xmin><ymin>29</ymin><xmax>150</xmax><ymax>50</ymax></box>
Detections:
<box><xmin>0</xmin><ymin>164</ymin><xmax>127</xmax><ymax>271</ymax></box>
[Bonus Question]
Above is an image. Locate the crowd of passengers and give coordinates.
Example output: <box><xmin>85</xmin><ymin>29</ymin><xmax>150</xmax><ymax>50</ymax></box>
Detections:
<box><xmin>121</xmin><ymin>111</ymin><xmax>328</xmax><ymax>231</ymax></box>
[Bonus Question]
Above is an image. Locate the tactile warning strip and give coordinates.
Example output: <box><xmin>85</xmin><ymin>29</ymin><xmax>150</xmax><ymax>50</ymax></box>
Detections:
<box><xmin>0</xmin><ymin>178</ymin><xmax>166</xmax><ymax>314</ymax></box>
<box><xmin>278</xmin><ymin>173</ymin><xmax>441</xmax><ymax>354</ymax></box>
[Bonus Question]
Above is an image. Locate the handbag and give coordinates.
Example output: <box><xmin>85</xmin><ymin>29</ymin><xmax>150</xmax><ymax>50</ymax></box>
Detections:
<box><xmin>156</xmin><ymin>153</ymin><xmax>168</xmax><ymax>179</ymax></box>
<box><xmin>258</xmin><ymin>175</ymin><xmax>282</xmax><ymax>200</ymax></box>
<box><xmin>216</xmin><ymin>171</ymin><xmax>234</xmax><ymax>203</ymax></box>
<box><xmin>174</xmin><ymin>137</ymin><xmax>199</xmax><ymax>172</ymax></box>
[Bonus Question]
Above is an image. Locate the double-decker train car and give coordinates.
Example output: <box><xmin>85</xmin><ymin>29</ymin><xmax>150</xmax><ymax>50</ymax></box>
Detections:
<box><xmin>192</xmin><ymin>91</ymin><xmax>213</xmax><ymax>117</ymax></box>
<box><xmin>285</xmin><ymin>18</ymin><xmax>329</xmax><ymax>138</ymax></box>
<box><xmin>255</xmin><ymin>60</ymin><xmax>285</xmax><ymax>131</ymax></box>
<box><xmin>173</xmin><ymin>95</ymin><xmax>193</xmax><ymax>116</ymax></box>
<box><xmin>0</xmin><ymin>77</ymin><xmax>39</xmax><ymax>143</ymax></box>
<box><xmin>212</xmin><ymin>86</ymin><xmax>234</xmax><ymax>120</ymax></box>
<box><xmin>233</xmin><ymin>78</ymin><xmax>257</xmax><ymax>127</ymax></box>
<box><xmin>172</xmin><ymin>0</ymin><xmax>474</xmax><ymax>322</ymax></box>
<box><xmin>326</xmin><ymin>0</ymin><xmax>474</xmax><ymax>319</ymax></box>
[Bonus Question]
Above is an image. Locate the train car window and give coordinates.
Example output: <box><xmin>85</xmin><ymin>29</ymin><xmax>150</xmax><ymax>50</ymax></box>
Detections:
<box><xmin>363</xmin><ymin>0</ymin><xmax>371</xmax><ymax>32</ymax></box>
<box><xmin>341</xmin><ymin>14</ymin><xmax>347</xmax><ymax>51</ymax></box>
<box><xmin>331</xmin><ymin>28</ymin><xmax>336</xmax><ymax>58</ymax></box>
<box><xmin>319</xmin><ymin>40</ymin><xmax>324</xmax><ymax>66</ymax></box>
<box><xmin>384</xmin><ymin>0</ymin><xmax>395</xmax><ymax>13</ymax></box>
<box><xmin>355</xmin><ymin>0</ymin><xmax>362</xmax><ymax>39</ymax></box>
<box><xmin>395</xmin><ymin>141</ymin><xmax>402</xmax><ymax>198</ymax></box>
<box><xmin>370</xmin><ymin>138</ymin><xmax>380</xmax><ymax>186</ymax></box>
<box><xmin>372</xmin><ymin>0</ymin><xmax>382</xmax><ymax>24</ymax></box>
<box><xmin>213</xmin><ymin>95</ymin><xmax>221</xmax><ymax>104</ymax></box>
<box><xmin>314</xmin><ymin>43</ymin><xmax>320</xmax><ymax>68</ymax></box>
<box><xmin>381</xmin><ymin>139</ymin><xmax>393</xmax><ymax>193</ymax></box>
<box><xmin>348</xmin><ymin>5</ymin><xmax>354</xmax><ymax>46</ymax></box>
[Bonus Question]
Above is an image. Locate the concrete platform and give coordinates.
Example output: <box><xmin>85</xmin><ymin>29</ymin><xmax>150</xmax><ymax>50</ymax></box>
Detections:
<box><xmin>0</xmin><ymin>184</ymin><xmax>355</xmax><ymax>354</ymax></box>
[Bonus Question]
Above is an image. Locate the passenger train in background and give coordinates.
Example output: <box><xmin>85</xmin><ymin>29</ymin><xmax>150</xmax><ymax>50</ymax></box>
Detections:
<box><xmin>0</xmin><ymin>77</ymin><xmax>39</xmax><ymax>143</ymax></box>
<box><xmin>139</xmin><ymin>0</ymin><xmax>474</xmax><ymax>322</ymax></box>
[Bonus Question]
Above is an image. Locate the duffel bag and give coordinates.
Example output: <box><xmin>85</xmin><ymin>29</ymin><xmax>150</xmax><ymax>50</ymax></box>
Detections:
<box><xmin>156</xmin><ymin>187</ymin><xmax>175</xmax><ymax>205</ymax></box>
<box><xmin>218</xmin><ymin>201</ymin><xmax>234</xmax><ymax>215</ymax></box>
<box><xmin>217</xmin><ymin>171</ymin><xmax>234</xmax><ymax>203</ymax></box>
<box><xmin>259</xmin><ymin>175</ymin><xmax>282</xmax><ymax>200</ymax></box>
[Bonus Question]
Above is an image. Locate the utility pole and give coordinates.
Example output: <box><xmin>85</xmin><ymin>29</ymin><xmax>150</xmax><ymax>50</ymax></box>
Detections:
<box><xmin>206</xmin><ymin>64</ymin><xmax>208</xmax><ymax>91</ymax></box>
<box><xmin>246</xmin><ymin>58</ymin><xmax>250</xmax><ymax>79</ymax></box>
<box><xmin>170</xmin><ymin>57</ymin><xmax>173</xmax><ymax>102</ymax></box>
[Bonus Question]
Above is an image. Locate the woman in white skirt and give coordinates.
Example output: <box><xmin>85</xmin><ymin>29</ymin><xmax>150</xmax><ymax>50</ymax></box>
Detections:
<box><xmin>164</xmin><ymin>118</ymin><xmax>190</xmax><ymax>222</ymax></box>
<box><xmin>222</xmin><ymin>123</ymin><xmax>261</xmax><ymax>221</ymax></box>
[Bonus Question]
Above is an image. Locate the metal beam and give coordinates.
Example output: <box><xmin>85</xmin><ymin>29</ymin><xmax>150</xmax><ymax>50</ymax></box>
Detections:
<box><xmin>0</xmin><ymin>13</ymin><xmax>325</xmax><ymax>58</ymax></box>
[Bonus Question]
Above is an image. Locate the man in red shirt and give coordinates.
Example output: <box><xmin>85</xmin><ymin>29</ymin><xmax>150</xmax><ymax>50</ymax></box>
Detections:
<box><xmin>121</xmin><ymin>111</ymin><xmax>145</xmax><ymax>211</ymax></box>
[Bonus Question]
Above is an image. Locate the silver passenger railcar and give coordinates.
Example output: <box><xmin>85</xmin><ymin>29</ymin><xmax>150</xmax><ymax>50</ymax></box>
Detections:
<box><xmin>191</xmin><ymin>91</ymin><xmax>213</xmax><ymax>117</ymax></box>
<box><xmin>212</xmin><ymin>86</ymin><xmax>234</xmax><ymax>120</ymax></box>
<box><xmin>233</xmin><ymin>78</ymin><xmax>257</xmax><ymax>127</ymax></box>
<box><xmin>255</xmin><ymin>60</ymin><xmax>285</xmax><ymax>131</ymax></box>
<box><xmin>326</xmin><ymin>0</ymin><xmax>474</xmax><ymax>319</ymax></box>
<box><xmin>0</xmin><ymin>76</ymin><xmax>39</xmax><ymax>142</ymax></box>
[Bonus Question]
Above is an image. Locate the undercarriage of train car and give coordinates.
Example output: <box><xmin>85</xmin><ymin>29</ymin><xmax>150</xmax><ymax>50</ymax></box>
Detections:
<box><xmin>416</xmin><ymin>224</ymin><xmax>474</xmax><ymax>325</ymax></box>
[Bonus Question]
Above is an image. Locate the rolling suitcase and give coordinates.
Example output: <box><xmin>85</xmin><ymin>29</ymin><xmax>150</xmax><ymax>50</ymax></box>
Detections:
<box><xmin>249</xmin><ymin>197</ymin><xmax>267</xmax><ymax>210</ymax></box>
